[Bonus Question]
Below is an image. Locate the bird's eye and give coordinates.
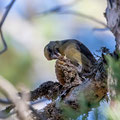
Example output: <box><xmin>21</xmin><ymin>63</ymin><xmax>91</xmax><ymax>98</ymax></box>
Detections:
<box><xmin>48</xmin><ymin>48</ymin><xmax>52</xmax><ymax>53</ymax></box>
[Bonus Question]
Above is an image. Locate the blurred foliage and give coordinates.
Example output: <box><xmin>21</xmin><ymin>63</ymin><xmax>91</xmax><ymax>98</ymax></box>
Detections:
<box><xmin>59</xmin><ymin>93</ymin><xmax>88</xmax><ymax>119</ymax></box>
<box><xmin>107</xmin><ymin>100</ymin><xmax>120</xmax><ymax>120</ymax></box>
<box><xmin>0</xmin><ymin>33</ymin><xmax>32</xmax><ymax>87</ymax></box>
<box><xmin>105</xmin><ymin>53</ymin><xmax>120</xmax><ymax>120</ymax></box>
<box><xmin>107</xmin><ymin>54</ymin><xmax>120</xmax><ymax>96</ymax></box>
<box><xmin>60</xmin><ymin>93</ymin><xmax>101</xmax><ymax>120</ymax></box>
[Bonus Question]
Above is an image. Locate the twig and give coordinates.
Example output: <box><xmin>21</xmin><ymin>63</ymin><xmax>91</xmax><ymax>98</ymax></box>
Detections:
<box><xmin>0</xmin><ymin>109</ymin><xmax>15</xmax><ymax>119</ymax></box>
<box><xmin>37</xmin><ymin>7</ymin><xmax>107</xmax><ymax>27</ymax></box>
<box><xmin>0</xmin><ymin>0</ymin><xmax>16</xmax><ymax>28</ymax></box>
<box><xmin>0</xmin><ymin>99</ymin><xmax>46</xmax><ymax>119</ymax></box>
<box><xmin>37</xmin><ymin>0</ymin><xmax>80</xmax><ymax>15</ymax></box>
<box><xmin>0</xmin><ymin>0</ymin><xmax>16</xmax><ymax>54</ymax></box>
<box><xmin>59</xmin><ymin>10</ymin><xmax>107</xmax><ymax>27</ymax></box>
<box><xmin>0</xmin><ymin>97</ymin><xmax>47</xmax><ymax>118</ymax></box>
<box><xmin>0</xmin><ymin>105</ymin><xmax>15</xmax><ymax>119</ymax></box>
<box><xmin>92</xmin><ymin>28</ymin><xmax>109</xmax><ymax>31</ymax></box>
<box><xmin>0</xmin><ymin>30</ymin><xmax>7</xmax><ymax>54</ymax></box>
<box><xmin>0</xmin><ymin>76</ymin><xmax>31</xmax><ymax>120</ymax></box>
<box><xmin>0</xmin><ymin>98</ymin><xmax>11</xmax><ymax>104</ymax></box>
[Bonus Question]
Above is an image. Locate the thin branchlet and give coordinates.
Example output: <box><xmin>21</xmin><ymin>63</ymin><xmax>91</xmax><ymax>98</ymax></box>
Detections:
<box><xmin>37</xmin><ymin>3</ymin><xmax>107</xmax><ymax>27</ymax></box>
<box><xmin>0</xmin><ymin>0</ymin><xmax>16</xmax><ymax>54</ymax></box>
<box><xmin>0</xmin><ymin>30</ymin><xmax>7</xmax><ymax>54</ymax></box>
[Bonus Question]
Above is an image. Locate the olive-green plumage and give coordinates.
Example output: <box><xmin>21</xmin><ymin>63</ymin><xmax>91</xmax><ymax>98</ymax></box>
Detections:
<box><xmin>44</xmin><ymin>39</ymin><xmax>96</xmax><ymax>72</ymax></box>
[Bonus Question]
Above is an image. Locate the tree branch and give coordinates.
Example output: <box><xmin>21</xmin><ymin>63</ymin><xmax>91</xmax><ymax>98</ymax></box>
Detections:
<box><xmin>30</xmin><ymin>57</ymin><xmax>108</xmax><ymax>120</ymax></box>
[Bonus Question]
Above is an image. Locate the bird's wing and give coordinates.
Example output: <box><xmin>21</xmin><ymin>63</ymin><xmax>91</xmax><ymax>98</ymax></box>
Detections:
<box><xmin>64</xmin><ymin>44</ymin><xmax>91</xmax><ymax>71</ymax></box>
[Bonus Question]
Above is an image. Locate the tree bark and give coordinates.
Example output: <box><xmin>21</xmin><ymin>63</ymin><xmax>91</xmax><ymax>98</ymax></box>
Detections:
<box><xmin>105</xmin><ymin>0</ymin><xmax>120</xmax><ymax>51</ymax></box>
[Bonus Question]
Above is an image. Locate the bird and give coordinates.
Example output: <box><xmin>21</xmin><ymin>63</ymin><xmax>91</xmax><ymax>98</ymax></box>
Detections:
<box><xmin>44</xmin><ymin>39</ymin><xmax>96</xmax><ymax>85</ymax></box>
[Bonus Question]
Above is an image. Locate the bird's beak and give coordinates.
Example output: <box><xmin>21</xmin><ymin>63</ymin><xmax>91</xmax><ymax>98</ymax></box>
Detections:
<box><xmin>52</xmin><ymin>52</ymin><xmax>61</xmax><ymax>59</ymax></box>
<box><xmin>52</xmin><ymin>54</ymin><xmax>59</xmax><ymax>59</ymax></box>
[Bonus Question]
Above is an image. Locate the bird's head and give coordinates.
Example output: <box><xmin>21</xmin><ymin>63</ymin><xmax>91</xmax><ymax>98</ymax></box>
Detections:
<box><xmin>44</xmin><ymin>41</ymin><xmax>61</xmax><ymax>60</ymax></box>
